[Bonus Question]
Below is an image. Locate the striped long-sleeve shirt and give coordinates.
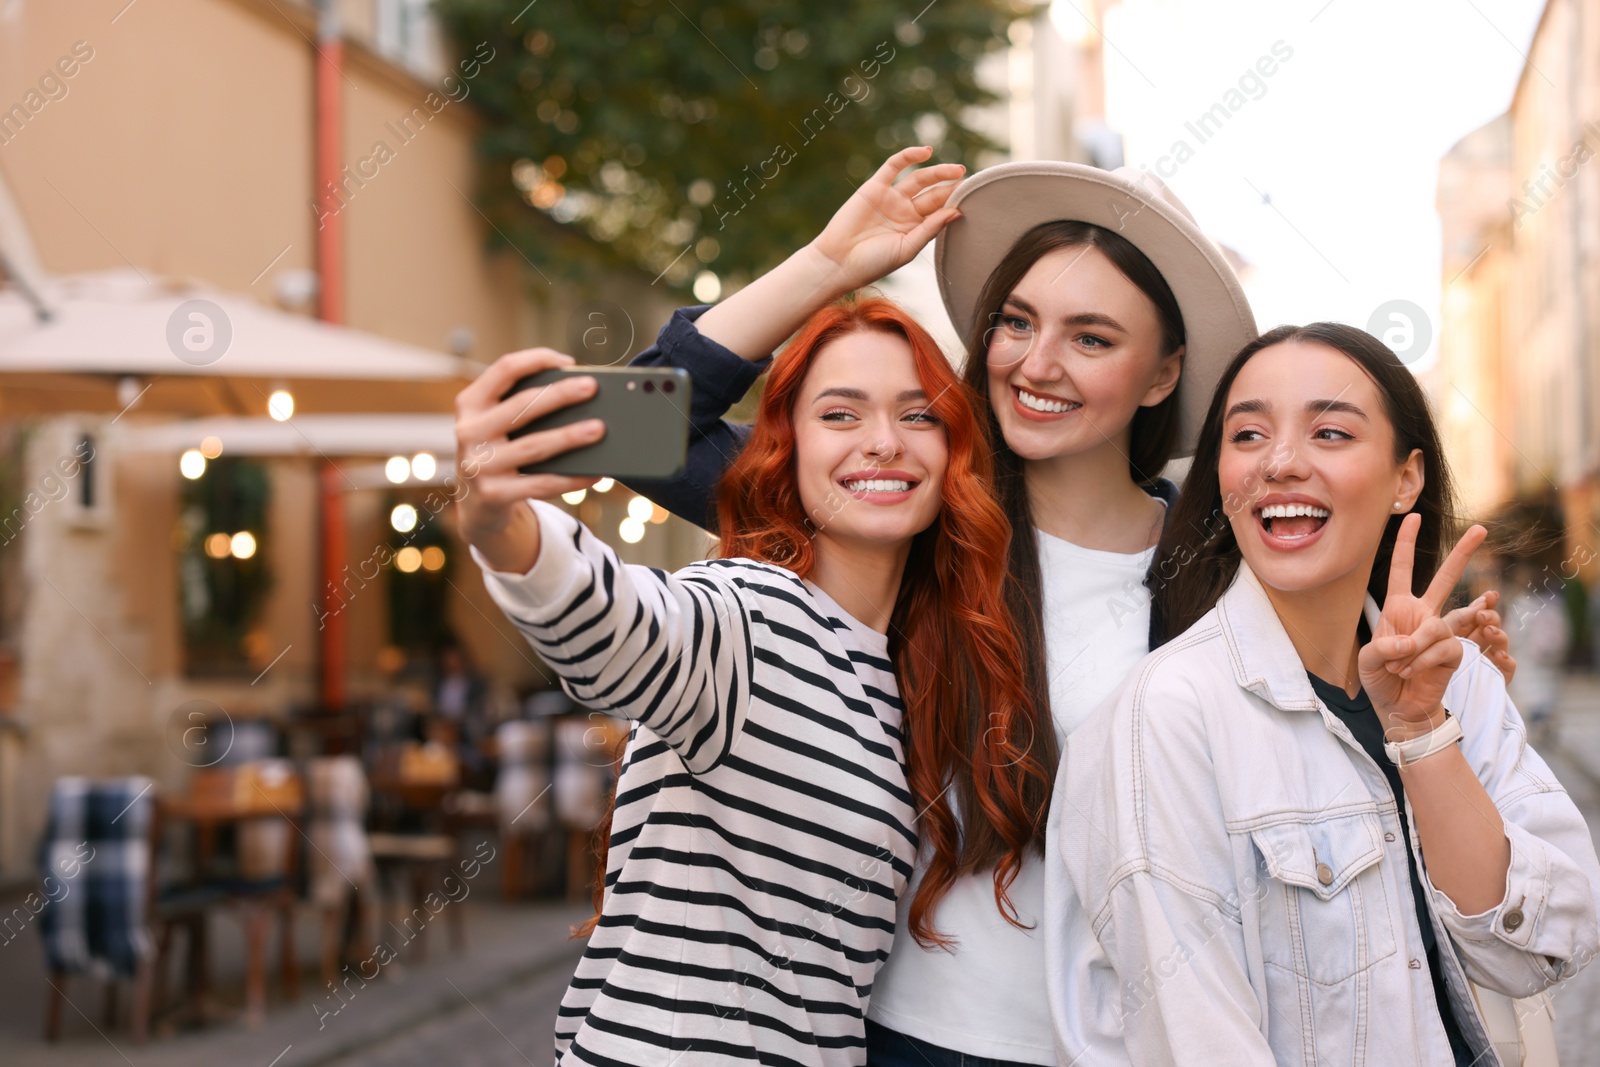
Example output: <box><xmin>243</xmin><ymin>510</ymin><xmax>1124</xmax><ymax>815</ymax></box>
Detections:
<box><xmin>474</xmin><ymin>501</ymin><xmax>918</xmax><ymax>1066</ymax></box>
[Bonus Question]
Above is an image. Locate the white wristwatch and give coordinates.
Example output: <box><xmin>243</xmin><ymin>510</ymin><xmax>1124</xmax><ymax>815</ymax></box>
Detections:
<box><xmin>1383</xmin><ymin>709</ymin><xmax>1463</xmax><ymax>767</ymax></box>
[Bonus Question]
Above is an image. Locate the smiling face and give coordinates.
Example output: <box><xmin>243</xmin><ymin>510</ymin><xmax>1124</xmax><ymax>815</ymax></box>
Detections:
<box><xmin>792</xmin><ymin>329</ymin><xmax>949</xmax><ymax>551</ymax></box>
<box><xmin>1219</xmin><ymin>340</ymin><xmax>1424</xmax><ymax>596</ymax></box>
<box><xmin>984</xmin><ymin>244</ymin><xmax>1183</xmax><ymax>464</ymax></box>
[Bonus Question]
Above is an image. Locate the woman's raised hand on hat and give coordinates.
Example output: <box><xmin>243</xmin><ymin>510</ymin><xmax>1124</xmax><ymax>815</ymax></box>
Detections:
<box><xmin>691</xmin><ymin>147</ymin><xmax>964</xmax><ymax>364</ymax></box>
<box><xmin>805</xmin><ymin>147</ymin><xmax>965</xmax><ymax>291</ymax></box>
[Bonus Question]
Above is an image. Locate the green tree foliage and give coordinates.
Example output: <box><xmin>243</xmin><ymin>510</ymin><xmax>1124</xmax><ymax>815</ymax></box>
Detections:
<box><xmin>435</xmin><ymin>0</ymin><xmax>1032</xmax><ymax>291</ymax></box>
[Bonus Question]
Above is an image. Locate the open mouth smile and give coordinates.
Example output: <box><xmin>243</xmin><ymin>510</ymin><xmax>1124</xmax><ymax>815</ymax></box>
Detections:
<box><xmin>1012</xmin><ymin>386</ymin><xmax>1082</xmax><ymax>419</ymax></box>
<box><xmin>839</xmin><ymin>471</ymin><xmax>919</xmax><ymax>502</ymax></box>
<box><xmin>1254</xmin><ymin>499</ymin><xmax>1331</xmax><ymax>548</ymax></box>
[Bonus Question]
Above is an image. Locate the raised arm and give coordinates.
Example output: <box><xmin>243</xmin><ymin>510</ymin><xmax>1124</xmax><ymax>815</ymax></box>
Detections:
<box><xmin>474</xmin><ymin>501</ymin><xmax>753</xmax><ymax>772</ymax></box>
<box><xmin>1361</xmin><ymin>516</ymin><xmax>1598</xmax><ymax>992</ymax></box>
<box><xmin>1360</xmin><ymin>519</ymin><xmax>1511</xmax><ymax>912</ymax></box>
<box><xmin>623</xmin><ymin>306</ymin><xmax>763</xmax><ymax>530</ymax></box>
<box><xmin>624</xmin><ymin>146</ymin><xmax>963</xmax><ymax>529</ymax></box>
<box><xmin>692</xmin><ymin>145</ymin><xmax>964</xmax><ymax>360</ymax></box>
<box><xmin>454</xmin><ymin>349</ymin><xmax>752</xmax><ymax>769</ymax></box>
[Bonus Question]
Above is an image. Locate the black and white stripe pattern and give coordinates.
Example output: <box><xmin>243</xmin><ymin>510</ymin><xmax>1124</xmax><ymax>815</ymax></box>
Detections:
<box><xmin>476</xmin><ymin>502</ymin><xmax>917</xmax><ymax>1066</ymax></box>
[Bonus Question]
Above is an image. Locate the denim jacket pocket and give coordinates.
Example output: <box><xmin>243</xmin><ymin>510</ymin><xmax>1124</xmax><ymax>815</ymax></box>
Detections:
<box><xmin>1250</xmin><ymin>812</ymin><xmax>1397</xmax><ymax>984</ymax></box>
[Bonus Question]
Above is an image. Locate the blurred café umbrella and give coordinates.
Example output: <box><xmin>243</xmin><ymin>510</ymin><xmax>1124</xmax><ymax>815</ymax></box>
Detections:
<box><xmin>116</xmin><ymin>413</ymin><xmax>457</xmax><ymax>472</ymax></box>
<box><xmin>0</xmin><ymin>269</ymin><xmax>475</xmax><ymax>417</ymax></box>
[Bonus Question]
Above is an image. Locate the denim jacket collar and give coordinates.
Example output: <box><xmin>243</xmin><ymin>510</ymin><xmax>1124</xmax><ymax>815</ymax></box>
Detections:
<box><xmin>1215</xmin><ymin>561</ymin><xmax>1383</xmax><ymax>713</ymax></box>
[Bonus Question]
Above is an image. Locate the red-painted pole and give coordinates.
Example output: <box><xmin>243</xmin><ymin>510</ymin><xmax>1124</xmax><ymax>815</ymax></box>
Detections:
<box><xmin>314</xmin><ymin>1</ymin><xmax>347</xmax><ymax>710</ymax></box>
<box><xmin>318</xmin><ymin>462</ymin><xmax>347</xmax><ymax>710</ymax></box>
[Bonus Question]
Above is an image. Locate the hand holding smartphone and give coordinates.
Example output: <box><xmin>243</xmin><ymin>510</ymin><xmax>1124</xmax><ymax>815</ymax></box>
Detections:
<box><xmin>502</xmin><ymin>366</ymin><xmax>692</xmax><ymax>481</ymax></box>
<box><xmin>456</xmin><ymin>350</ymin><xmax>693</xmax><ymax>575</ymax></box>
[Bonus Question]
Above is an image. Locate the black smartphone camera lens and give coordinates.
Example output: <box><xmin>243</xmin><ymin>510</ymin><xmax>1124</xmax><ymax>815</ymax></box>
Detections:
<box><xmin>643</xmin><ymin>380</ymin><xmax>655</xmax><ymax>393</ymax></box>
<box><xmin>661</xmin><ymin>379</ymin><xmax>676</xmax><ymax>393</ymax></box>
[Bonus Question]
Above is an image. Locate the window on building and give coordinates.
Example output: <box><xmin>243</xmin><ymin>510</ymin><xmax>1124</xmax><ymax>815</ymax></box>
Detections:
<box><xmin>374</xmin><ymin>0</ymin><xmax>445</xmax><ymax>80</ymax></box>
<box><xmin>384</xmin><ymin>493</ymin><xmax>454</xmax><ymax>657</ymax></box>
<box><xmin>178</xmin><ymin>458</ymin><xmax>273</xmax><ymax>676</ymax></box>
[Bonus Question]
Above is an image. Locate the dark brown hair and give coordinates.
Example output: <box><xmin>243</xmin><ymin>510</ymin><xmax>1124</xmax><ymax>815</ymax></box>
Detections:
<box><xmin>953</xmin><ymin>220</ymin><xmax>1187</xmax><ymax>877</ymax></box>
<box><xmin>1148</xmin><ymin>322</ymin><xmax>1459</xmax><ymax>639</ymax></box>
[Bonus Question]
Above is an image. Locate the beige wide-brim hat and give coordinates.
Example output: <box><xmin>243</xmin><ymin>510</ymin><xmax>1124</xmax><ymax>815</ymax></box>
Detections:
<box><xmin>934</xmin><ymin>160</ymin><xmax>1258</xmax><ymax>457</ymax></box>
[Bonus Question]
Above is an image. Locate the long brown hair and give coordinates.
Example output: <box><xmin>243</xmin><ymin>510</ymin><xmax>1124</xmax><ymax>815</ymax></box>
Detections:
<box><xmin>1148</xmin><ymin>322</ymin><xmax>1459</xmax><ymax>639</ymax></box>
<box><xmin>713</xmin><ymin>295</ymin><xmax>1041</xmax><ymax>947</ymax></box>
<box><xmin>953</xmin><ymin>220</ymin><xmax>1186</xmax><ymax>874</ymax></box>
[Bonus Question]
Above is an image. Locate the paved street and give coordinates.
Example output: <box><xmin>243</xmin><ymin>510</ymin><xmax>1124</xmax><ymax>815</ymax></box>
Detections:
<box><xmin>2</xmin><ymin>899</ymin><xmax>590</xmax><ymax>1067</ymax></box>
<box><xmin>1538</xmin><ymin>675</ymin><xmax>1600</xmax><ymax>1062</ymax></box>
<box><xmin>323</xmin><ymin>954</ymin><xmax>575</xmax><ymax>1067</ymax></box>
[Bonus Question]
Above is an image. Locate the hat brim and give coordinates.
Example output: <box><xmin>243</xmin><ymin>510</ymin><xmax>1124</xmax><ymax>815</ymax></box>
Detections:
<box><xmin>934</xmin><ymin>161</ymin><xmax>1258</xmax><ymax>458</ymax></box>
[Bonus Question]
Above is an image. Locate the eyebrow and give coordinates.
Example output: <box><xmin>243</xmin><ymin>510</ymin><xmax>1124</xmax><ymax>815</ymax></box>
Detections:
<box><xmin>813</xmin><ymin>387</ymin><xmax>928</xmax><ymax>403</ymax></box>
<box><xmin>1002</xmin><ymin>295</ymin><xmax>1126</xmax><ymax>333</ymax></box>
<box><xmin>1224</xmin><ymin>398</ymin><xmax>1371</xmax><ymax>421</ymax></box>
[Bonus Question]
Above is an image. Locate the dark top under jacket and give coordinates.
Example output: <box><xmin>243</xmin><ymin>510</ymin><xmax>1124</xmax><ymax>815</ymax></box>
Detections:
<box><xmin>1306</xmin><ymin>672</ymin><xmax>1475</xmax><ymax>1067</ymax></box>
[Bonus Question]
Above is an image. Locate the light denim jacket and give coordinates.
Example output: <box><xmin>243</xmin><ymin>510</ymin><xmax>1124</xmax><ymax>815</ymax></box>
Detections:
<box><xmin>1046</xmin><ymin>562</ymin><xmax>1600</xmax><ymax>1066</ymax></box>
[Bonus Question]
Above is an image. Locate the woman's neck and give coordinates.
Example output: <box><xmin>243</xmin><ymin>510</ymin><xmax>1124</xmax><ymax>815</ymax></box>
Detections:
<box><xmin>1024</xmin><ymin>434</ymin><xmax>1165</xmax><ymax>553</ymax></box>
<box><xmin>806</xmin><ymin>535</ymin><xmax>911</xmax><ymax>635</ymax></box>
<box><xmin>1258</xmin><ymin>565</ymin><xmax>1371</xmax><ymax>695</ymax></box>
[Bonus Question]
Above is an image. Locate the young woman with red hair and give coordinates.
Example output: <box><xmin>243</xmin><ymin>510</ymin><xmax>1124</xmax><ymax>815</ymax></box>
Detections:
<box><xmin>456</xmin><ymin>296</ymin><xmax>1031</xmax><ymax>1066</ymax></box>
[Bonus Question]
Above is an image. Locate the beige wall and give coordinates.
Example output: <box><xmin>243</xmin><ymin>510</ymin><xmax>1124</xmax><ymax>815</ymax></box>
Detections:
<box><xmin>1434</xmin><ymin>115</ymin><xmax>1514</xmax><ymax>518</ymax></box>
<box><xmin>1</xmin><ymin>1</ymin><xmax>315</xmax><ymax>292</ymax></box>
<box><xmin>0</xmin><ymin>0</ymin><xmax>537</xmax><ymax>358</ymax></box>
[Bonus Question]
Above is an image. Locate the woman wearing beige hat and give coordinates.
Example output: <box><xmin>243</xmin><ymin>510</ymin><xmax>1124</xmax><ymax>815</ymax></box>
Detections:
<box><xmin>622</xmin><ymin>147</ymin><xmax>1515</xmax><ymax>1065</ymax></box>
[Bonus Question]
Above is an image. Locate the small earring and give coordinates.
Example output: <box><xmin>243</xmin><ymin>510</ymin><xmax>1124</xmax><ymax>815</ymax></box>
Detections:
<box><xmin>1393</xmin><ymin>502</ymin><xmax>1404</xmax><ymax>511</ymax></box>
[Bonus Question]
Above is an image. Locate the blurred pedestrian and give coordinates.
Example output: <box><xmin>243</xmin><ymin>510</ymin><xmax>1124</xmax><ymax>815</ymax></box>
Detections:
<box><xmin>1505</xmin><ymin>562</ymin><xmax>1570</xmax><ymax>740</ymax></box>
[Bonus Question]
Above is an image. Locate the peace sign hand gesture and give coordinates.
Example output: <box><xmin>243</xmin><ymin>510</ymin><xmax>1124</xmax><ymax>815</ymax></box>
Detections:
<box><xmin>805</xmin><ymin>146</ymin><xmax>965</xmax><ymax>292</ymax></box>
<box><xmin>1357</xmin><ymin>514</ymin><xmax>1488</xmax><ymax>739</ymax></box>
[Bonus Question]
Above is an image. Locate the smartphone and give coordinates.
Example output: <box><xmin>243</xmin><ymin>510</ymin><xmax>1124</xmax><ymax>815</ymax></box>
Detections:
<box><xmin>504</xmin><ymin>366</ymin><xmax>692</xmax><ymax>481</ymax></box>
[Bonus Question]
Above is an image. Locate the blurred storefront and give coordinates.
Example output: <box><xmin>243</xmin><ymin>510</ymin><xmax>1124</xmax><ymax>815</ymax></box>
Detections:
<box><xmin>0</xmin><ymin>0</ymin><xmax>698</xmax><ymax>887</ymax></box>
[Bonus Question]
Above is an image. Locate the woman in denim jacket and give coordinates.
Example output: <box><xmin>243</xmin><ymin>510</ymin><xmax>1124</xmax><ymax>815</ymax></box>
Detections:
<box><xmin>1048</xmin><ymin>323</ymin><xmax>1600</xmax><ymax>1066</ymax></box>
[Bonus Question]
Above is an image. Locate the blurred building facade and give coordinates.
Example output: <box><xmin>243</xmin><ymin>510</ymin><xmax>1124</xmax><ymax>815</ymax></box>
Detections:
<box><xmin>1436</xmin><ymin>114</ymin><xmax>1515</xmax><ymax>519</ymax></box>
<box><xmin>1435</xmin><ymin>0</ymin><xmax>1600</xmax><ymax>580</ymax></box>
<box><xmin>0</xmin><ymin>0</ymin><xmax>689</xmax><ymax>885</ymax></box>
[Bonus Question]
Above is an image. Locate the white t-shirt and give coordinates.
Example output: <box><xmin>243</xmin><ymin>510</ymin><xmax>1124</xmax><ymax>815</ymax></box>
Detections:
<box><xmin>865</xmin><ymin>527</ymin><xmax>1157</xmax><ymax>1063</ymax></box>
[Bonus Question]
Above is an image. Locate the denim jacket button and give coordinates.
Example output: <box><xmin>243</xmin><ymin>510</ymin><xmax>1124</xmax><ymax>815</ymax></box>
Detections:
<box><xmin>1409</xmin><ymin>958</ymin><xmax>1423</xmax><ymax>969</ymax></box>
<box><xmin>1384</xmin><ymin>832</ymin><xmax>1396</xmax><ymax>842</ymax></box>
<box><xmin>1316</xmin><ymin>862</ymin><xmax>1334</xmax><ymax>886</ymax></box>
<box><xmin>1504</xmin><ymin>908</ymin><xmax>1525</xmax><ymax>932</ymax></box>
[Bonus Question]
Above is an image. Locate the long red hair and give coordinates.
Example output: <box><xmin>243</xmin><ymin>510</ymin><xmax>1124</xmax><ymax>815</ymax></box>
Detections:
<box><xmin>716</xmin><ymin>295</ymin><xmax>1044</xmax><ymax>947</ymax></box>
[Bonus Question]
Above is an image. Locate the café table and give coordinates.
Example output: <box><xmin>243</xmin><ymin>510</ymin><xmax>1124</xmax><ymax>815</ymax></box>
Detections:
<box><xmin>157</xmin><ymin>765</ymin><xmax>303</xmax><ymax>1029</ymax></box>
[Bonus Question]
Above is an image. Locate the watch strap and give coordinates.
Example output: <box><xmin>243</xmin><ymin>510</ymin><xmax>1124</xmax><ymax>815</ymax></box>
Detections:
<box><xmin>1383</xmin><ymin>709</ymin><xmax>1463</xmax><ymax>767</ymax></box>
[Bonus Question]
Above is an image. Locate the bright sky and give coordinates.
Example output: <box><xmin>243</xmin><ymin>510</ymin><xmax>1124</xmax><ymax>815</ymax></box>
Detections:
<box><xmin>1058</xmin><ymin>0</ymin><xmax>1545</xmax><ymax>371</ymax></box>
